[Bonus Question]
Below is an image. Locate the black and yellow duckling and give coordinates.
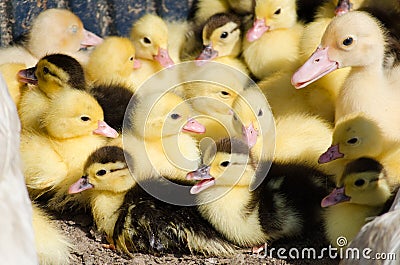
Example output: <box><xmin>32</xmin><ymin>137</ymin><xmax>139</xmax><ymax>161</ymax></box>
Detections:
<box><xmin>69</xmin><ymin>146</ymin><xmax>236</xmax><ymax>256</ymax></box>
<box><xmin>17</xmin><ymin>53</ymin><xmax>87</xmax><ymax>132</ymax></box>
<box><xmin>187</xmin><ymin>138</ymin><xmax>332</xmax><ymax>249</ymax></box>
<box><xmin>322</xmin><ymin>157</ymin><xmax>396</xmax><ymax>248</ymax></box>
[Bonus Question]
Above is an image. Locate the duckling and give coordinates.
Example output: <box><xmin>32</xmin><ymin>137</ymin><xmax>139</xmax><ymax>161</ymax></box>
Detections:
<box><xmin>242</xmin><ymin>0</ymin><xmax>304</xmax><ymax>80</ymax></box>
<box><xmin>0</xmin><ymin>8</ymin><xmax>103</xmax><ymax>67</ymax></box>
<box><xmin>20</xmin><ymin>89</ymin><xmax>118</xmax><ymax>209</ymax></box>
<box><xmin>196</xmin><ymin>13</ymin><xmax>249</xmax><ymax>74</ymax></box>
<box><xmin>32</xmin><ymin>204</ymin><xmax>72</xmax><ymax>265</ymax></box>
<box><xmin>319</xmin><ymin>113</ymin><xmax>400</xmax><ymax>186</ymax></box>
<box><xmin>0</xmin><ymin>63</ymin><xmax>26</xmax><ymax>106</ymax></box>
<box><xmin>18</xmin><ymin>53</ymin><xmax>87</xmax><ymax>132</ymax></box>
<box><xmin>342</xmin><ymin>188</ymin><xmax>400</xmax><ymax>265</ymax></box>
<box><xmin>322</xmin><ymin>157</ymin><xmax>395</xmax><ymax>248</ymax></box>
<box><xmin>0</xmin><ymin>73</ymin><xmax>37</xmax><ymax>264</ymax></box>
<box><xmin>292</xmin><ymin>11</ymin><xmax>400</xmax><ymax>139</ymax></box>
<box><xmin>69</xmin><ymin>146</ymin><xmax>236</xmax><ymax>256</ymax></box>
<box><xmin>123</xmin><ymin>92</ymin><xmax>205</xmax><ymax>181</ymax></box>
<box><xmin>187</xmin><ymin>137</ymin><xmax>332</xmax><ymax>248</ymax></box>
<box><xmin>85</xmin><ymin>36</ymin><xmax>141</xmax><ymax>87</ymax></box>
<box><xmin>129</xmin><ymin>14</ymin><xmax>175</xmax><ymax>87</ymax></box>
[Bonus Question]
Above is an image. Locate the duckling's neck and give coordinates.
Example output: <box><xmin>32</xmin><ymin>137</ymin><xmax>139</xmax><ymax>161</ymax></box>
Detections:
<box><xmin>91</xmin><ymin>191</ymin><xmax>127</xmax><ymax>238</ymax></box>
<box><xmin>197</xmin><ymin>185</ymin><xmax>267</xmax><ymax>246</ymax></box>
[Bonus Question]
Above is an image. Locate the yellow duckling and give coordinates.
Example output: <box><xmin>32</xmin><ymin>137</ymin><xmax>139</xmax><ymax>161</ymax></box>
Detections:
<box><xmin>69</xmin><ymin>145</ymin><xmax>236</xmax><ymax>256</ymax></box>
<box><xmin>123</xmin><ymin>92</ymin><xmax>205</xmax><ymax>181</ymax></box>
<box><xmin>85</xmin><ymin>36</ymin><xmax>141</xmax><ymax>87</ymax></box>
<box><xmin>20</xmin><ymin>89</ymin><xmax>118</xmax><ymax>209</ymax></box>
<box><xmin>0</xmin><ymin>63</ymin><xmax>26</xmax><ymax>106</ymax></box>
<box><xmin>196</xmin><ymin>13</ymin><xmax>248</xmax><ymax>74</ymax></box>
<box><xmin>242</xmin><ymin>0</ymin><xmax>304</xmax><ymax>79</ymax></box>
<box><xmin>322</xmin><ymin>157</ymin><xmax>395</xmax><ymax>248</ymax></box>
<box><xmin>129</xmin><ymin>14</ymin><xmax>175</xmax><ymax>87</ymax></box>
<box><xmin>18</xmin><ymin>53</ymin><xmax>87</xmax><ymax>133</ymax></box>
<box><xmin>0</xmin><ymin>8</ymin><xmax>103</xmax><ymax>67</ymax></box>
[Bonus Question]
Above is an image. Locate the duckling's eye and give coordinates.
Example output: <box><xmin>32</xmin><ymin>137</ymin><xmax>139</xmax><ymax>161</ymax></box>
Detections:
<box><xmin>354</xmin><ymin>179</ymin><xmax>365</xmax><ymax>187</ymax></box>
<box><xmin>347</xmin><ymin>137</ymin><xmax>358</xmax><ymax>145</ymax></box>
<box><xmin>258</xmin><ymin>109</ymin><xmax>263</xmax><ymax>117</ymax></box>
<box><xmin>43</xmin><ymin>66</ymin><xmax>50</xmax><ymax>74</ymax></box>
<box><xmin>129</xmin><ymin>56</ymin><xmax>134</xmax><ymax>61</ymax></box>
<box><xmin>342</xmin><ymin>37</ymin><xmax>353</xmax><ymax>46</ymax></box>
<box><xmin>274</xmin><ymin>8</ymin><xmax>281</xmax><ymax>15</ymax></box>
<box><xmin>96</xmin><ymin>169</ymin><xmax>107</xmax><ymax>176</ymax></box>
<box><xmin>70</xmin><ymin>25</ymin><xmax>79</xmax><ymax>34</ymax></box>
<box><xmin>220</xmin><ymin>161</ymin><xmax>230</xmax><ymax>167</ymax></box>
<box><xmin>220</xmin><ymin>32</ymin><xmax>229</xmax><ymax>39</ymax></box>
<box><xmin>143</xmin><ymin>37</ymin><xmax>151</xmax><ymax>44</ymax></box>
<box><xmin>80</xmin><ymin>116</ymin><xmax>91</xmax><ymax>122</ymax></box>
<box><xmin>170</xmin><ymin>113</ymin><xmax>181</xmax><ymax>120</ymax></box>
<box><xmin>220</xmin><ymin>91</ymin><xmax>230</xmax><ymax>97</ymax></box>
<box><xmin>233</xmin><ymin>114</ymin><xmax>238</xmax><ymax>121</ymax></box>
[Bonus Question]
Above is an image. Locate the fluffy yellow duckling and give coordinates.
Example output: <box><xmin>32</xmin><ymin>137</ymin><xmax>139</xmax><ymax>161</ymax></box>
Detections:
<box><xmin>69</xmin><ymin>146</ymin><xmax>236</xmax><ymax>256</ymax></box>
<box><xmin>123</xmin><ymin>92</ymin><xmax>205</xmax><ymax>181</ymax></box>
<box><xmin>322</xmin><ymin>157</ymin><xmax>395</xmax><ymax>248</ymax></box>
<box><xmin>85</xmin><ymin>36</ymin><xmax>141</xmax><ymax>87</ymax></box>
<box><xmin>18</xmin><ymin>53</ymin><xmax>87</xmax><ymax>133</ymax></box>
<box><xmin>129</xmin><ymin>14</ymin><xmax>175</xmax><ymax>87</ymax></box>
<box><xmin>20</xmin><ymin>89</ymin><xmax>118</xmax><ymax>209</ymax></box>
<box><xmin>292</xmin><ymin>11</ymin><xmax>400</xmax><ymax>139</ymax></box>
<box><xmin>242</xmin><ymin>0</ymin><xmax>304</xmax><ymax>80</ymax></box>
<box><xmin>0</xmin><ymin>8</ymin><xmax>103</xmax><ymax>67</ymax></box>
<box><xmin>32</xmin><ymin>204</ymin><xmax>72</xmax><ymax>265</ymax></box>
<box><xmin>196</xmin><ymin>13</ymin><xmax>248</xmax><ymax>74</ymax></box>
<box><xmin>319</xmin><ymin>113</ymin><xmax>400</xmax><ymax>186</ymax></box>
<box><xmin>0</xmin><ymin>63</ymin><xmax>26</xmax><ymax>106</ymax></box>
<box><xmin>187</xmin><ymin>138</ymin><xmax>332</xmax><ymax>248</ymax></box>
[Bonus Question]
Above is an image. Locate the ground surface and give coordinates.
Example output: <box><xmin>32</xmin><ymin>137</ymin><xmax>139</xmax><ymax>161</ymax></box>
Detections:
<box><xmin>53</xmin><ymin>210</ymin><xmax>341</xmax><ymax>265</ymax></box>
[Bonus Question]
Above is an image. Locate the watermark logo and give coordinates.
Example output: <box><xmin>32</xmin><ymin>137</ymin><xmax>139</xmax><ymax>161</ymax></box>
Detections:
<box><xmin>336</xmin><ymin>236</ymin><xmax>348</xmax><ymax>248</ymax></box>
<box><xmin>121</xmin><ymin>61</ymin><xmax>275</xmax><ymax>206</ymax></box>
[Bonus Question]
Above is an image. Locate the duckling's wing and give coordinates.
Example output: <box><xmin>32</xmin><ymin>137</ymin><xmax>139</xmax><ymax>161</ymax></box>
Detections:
<box><xmin>0</xmin><ymin>73</ymin><xmax>37</xmax><ymax>264</ymax></box>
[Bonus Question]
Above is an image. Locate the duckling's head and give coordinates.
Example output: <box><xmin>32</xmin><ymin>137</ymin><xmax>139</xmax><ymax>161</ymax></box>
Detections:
<box><xmin>69</xmin><ymin>146</ymin><xmax>135</xmax><ymax>194</ymax></box>
<box><xmin>319</xmin><ymin>113</ymin><xmax>383</xmax><ymax>163</ymax></box>
<box><xmin>231</xmin><ymin>87</ymin><xmax>274</xmax><ymax>149</ymax></box>
<box><xmin>41</xmin><ymin>89</ymin><xmax>118</xmax><ymax>139</ymax></box>
<box><xmin>130</xmin><ymin>14</ymin><xmax>174</xmax><ymax>67</ymax></box>
<box><xmin>321</xmin><ymin>157</ymin><xmax>392</xmax><ymax>207</ymax></box>
<box><xmin>86</xmin><ymin>36</ymin><xmax>141</xmax><ymax>81</ymax></box>
<box><xmin>18</xmin><ymin>53</ymin><xmax>86</xmax><ymax>94</ymax></box>
<box><xmin>197</xmin><ymin>13</ymin><xmax>242</xmax><ymax>61</ymax></box>
<box><xmin>129</xmin><ymin>92</ymin><xmax>205</xmax><ymax>140</ymax></box>
<box><xmin>187</xmin><ymin>138</ymin><xmax>254</xmax><ymax>194</ymax></box>
<box><xmin>27</xmin><ymin>8</ymin><xmax>103</xmax><ymax>59</ymax></box>
<box><xmin>246</xmin><ymin>0</ymin><xmax>297</xmax><ymax>42</ymax></box>
<box><xmin>292</xmin><ymin>11</ymin><xmax>385</xmax><ymax>88</ymax></box>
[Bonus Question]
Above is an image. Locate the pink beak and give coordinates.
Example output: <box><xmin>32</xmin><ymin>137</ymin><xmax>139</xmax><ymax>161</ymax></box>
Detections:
<box><xmin>93</xmin><ymin>120</ymin><xmax>119</xmax><ymax>138</ymax></box>
<box><xmin>318</xmin><ymin>144</ymin><xmax>344</xmax><ymax>164</ymax></box>
<box><xmin>133</xmin><ymin>59</ymin><xmax>141</xmax><ymax>69</ymax></box>
<box><xmin>335</xmin><ymin>0</ymin><xmax>353</xmax><ymax>16</ymax></box>
<box><xmin>80</xmin><ymin>29</ymin><xmax>103</xmax><ymax>49</ymax></box>
<box><xmin>291</xmin><ymin>46</ymin><xmax>339</xmax><ymax>89</ymax></box>
<box><xmin>243</xmin><ymin>123</ymin><xmax>258</xmax><ymax>148</ymax></box>
<box><xmin>182</xmin><ymin>118</ymin><xmax>206</xmax><ymax>134</ymax></box>
<box><xmin>196</xmin><ymin>44</ymin><xmax>219</xmax><ymax>61</ymax></box>
<box><xmin>321</xmin><ymin>187</ymin><xmax>350</xmax><ymax>207</ymax></box>
<box><xmin>246</xmin><ymin>18</ymin><xmax>270</xmax><ymax>42</ymax></box>
<box><xmin>154</xmin><ymin>47</ymin><xmax>174</xmax><ymax>68</ymax></box>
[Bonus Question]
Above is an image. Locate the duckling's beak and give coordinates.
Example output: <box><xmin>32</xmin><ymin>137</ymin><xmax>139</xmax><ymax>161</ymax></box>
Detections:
<box><xmin>321</xmin><ymin>186</ymin><xmax>351</xmax><ymax>207</ymax></box>
<box><xmin>153</xmin><ymin>47</ymin><xmax>174</xmax><ymax>68</ymax></box>
<box><xmin>133</xmin><ymin>59</ymin><xmax>142</xmax><ymax>69</ymax></box>
<box><xmin>93</xmin><ymin>120</ymin><xmax>119</xmax><ymax>138</ymax></box>
<box><xmin>246</xmin><ymin>18</ymin><xmax>269</xmax><ymax>42</ymax></box>
<box><xmin>186</xmin><ymin>165</ymin><xmax>215</xmax><ymax>194</ymax></box>
<box><xmin>335</xmin><ymin>0</ymin><xmax>353</xmax><ymax>16</ymax></box>
<box><xmin>182</xmin><ymin>118</ymin><xmax>206</xmax><ymax>134</ymax></box>
<box><xmin>68</xmin><ymin>176</ymin><xmax>94</xmax><ymax>194</ymax></box>
<box><xmin>18</xmin><ymin>67</ymin><xmax>38</xmax><ymax>85</ymax></box>
<box><xmin>242</xmin><ymin>123</ymin><xmax>258</xmax><ymax>148</ymax></box>
<box><xmin>80</xmin><ymin>28</ymin><xmax>104</xmax><ymax>49</ymax></box>
<box><xmin>291</xmin><ymin>46</ymin><xmax>339</xmax><ymax>89</ymax></box>
<box><xmin>318</xmin><ymin>144</ymin><xmax>344</xmax><ymax>164</ymax></box>
<box><xmin>196</xmin><ymin>44</ymin><xmax>219</xmax><ymax>62</ymax></box>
